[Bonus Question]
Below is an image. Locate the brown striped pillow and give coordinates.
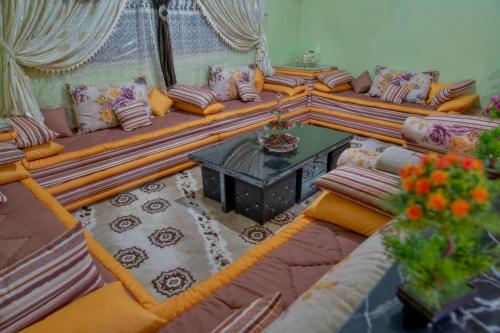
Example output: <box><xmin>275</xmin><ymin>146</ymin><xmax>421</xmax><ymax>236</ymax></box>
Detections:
<box><xmin>114</xmin><ymin>101</ymin><xmax>152</xmax><ymax>131</ymax></box>
<box><xmin>264</xmin><ymin>74</ymin><xmax>305</xmax><ymax>88</ymax></box>
<box><xmin>0</xmin><ymin>192</ymin><xmax>6</xmax><ymax>205</ymax></box>
<box><xmin>168</xmin><ymin>84</ymin><xmax>219</xmax><ymax>109</ymax></box>
<box><xmin>211</xmin><ymin>292</ymin><xmax>283</xmax><ymax>333</ymax></box>
<box><xmin>0</xmin><ymin>224</ymin><xmax>103</xmax><ymax>333</ymax></box>
<box><xmin>6</xmin><ymin>116</ymin><xmax>58</xmax><ymax>149</ymax></box>
<box><xmin>314</xmin><ymin>164</ymin><xmax>400</xmax><ymax>211</ymax></box>
<box><xmin>0</xmin><ymin>143</ymin><xmax>26</xmax><ymax>167</ymax></box>
<box><xmin>236</xmin><ymin>81</ymin><xmax>261</xmax><ymax>102</ymax></box>
<box><xmin>380</xmin><ymin>83</ymin><xmax>410</xmax><ymax>104</ymax></box>
<box><xmin>318</xmin><ymin>70</ymin><xmax>354</xmax><ymax>89</ymax></box>
<box><xmin>430</xmin><ymin>79</ymin><xmax>475</xmax><ymax>107</ymax></box>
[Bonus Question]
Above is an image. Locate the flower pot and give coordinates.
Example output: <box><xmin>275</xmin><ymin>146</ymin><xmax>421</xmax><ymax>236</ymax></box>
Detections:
<box><xmin>397</xmin><ymin>284</ymin><xmax>478</xmax><ymax>324</ymax></box>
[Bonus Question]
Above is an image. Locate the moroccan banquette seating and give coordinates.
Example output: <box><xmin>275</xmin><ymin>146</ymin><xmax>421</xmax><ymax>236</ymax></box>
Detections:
<box><xmin>1</xmin><ymin>64</ymin><xmax>497</xmax><ymax>332</ymax></box>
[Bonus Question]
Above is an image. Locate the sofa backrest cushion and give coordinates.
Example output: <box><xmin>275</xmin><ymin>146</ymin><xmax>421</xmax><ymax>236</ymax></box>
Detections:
<box><xmin>430</xmin><ymin>79</ymin><xmax>475</xmax><ymax>107</ymax></box>
<box><xmin>208</xmin><ymin>65</ymin><xmax>256</xmax><ymax>102</ymax></box>
<box><xmin>0</xmin><ymin>224</ymin><xmax>103</xmax><ymax>333</ymax></box>
<box><xmin>351</xmin><ymin>71</ymin><xmax>372</xmax><ymax>93</ymax></box>
<box><xmin>41</xmin><ymin>107</ymin><xmax>74</xmax><ymax>137</ymax></box>
<box><xmin>67</xmin><ymin>77</ymin><xmax>152</xmax><ymax>134</ymax></box>
<box><xmin>6</xmin><ymin>116</ymin><xmax>58</xmax><ymax>149</ymax></box>
<box><xmin>169</xmin><ymin>84</ymin><xmax>219</xmax><ymax>109</ymax></box>
<box><xmin>0</xmin><ymin>142</ymin><xmax>26</xmax><ymax>167</ymax></box>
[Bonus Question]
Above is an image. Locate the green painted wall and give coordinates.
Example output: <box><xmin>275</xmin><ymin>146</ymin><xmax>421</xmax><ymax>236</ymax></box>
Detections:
<box><xmin>266</xmin><ymin>0</ymin><xmax>302</xmax><ymax>65</ymax></box>
<box><xmin>267</xmin><ymin>0</ymin><xmax>500</xmax><ymax>106</ymax></box>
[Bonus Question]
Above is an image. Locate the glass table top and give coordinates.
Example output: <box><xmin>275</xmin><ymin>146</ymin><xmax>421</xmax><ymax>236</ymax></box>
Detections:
<box><xmin>189</xmin><ymin>124</ymin><xmax>352</xmax><ymax>184</ymax></box>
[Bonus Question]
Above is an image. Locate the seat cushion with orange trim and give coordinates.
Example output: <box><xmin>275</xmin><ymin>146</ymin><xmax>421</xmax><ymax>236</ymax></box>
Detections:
<box><xmin>20</xmin><ymin>282</ymin><xmax>166</xmax><ymax>333</ymax></box>
<box><xmin>0</xmin><ymin>162</ymin><xmax>30</xmax><ymax>185</ymax></box>
<box><xmin>0</xmin><ymin>142</ymin><xmax>25</xmax><ymax>167</ymax></box>
<box><xmin>303</xmin><ymin>191</ymin><xmax>391</xmax><ymax>236</ymax></box>
<box><xmin>313</xmin><ymin>164</ymin><xmax>400</xmax><ymax>213</ymax></box>
<box><xmin>23</xmin><ymin>141</ymin><xmax>64</xmax><ymax>161</ymax></box>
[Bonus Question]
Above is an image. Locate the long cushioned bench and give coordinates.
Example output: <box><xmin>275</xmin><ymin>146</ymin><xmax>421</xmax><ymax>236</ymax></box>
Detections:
<box><xmin>22</xmin><ymin>90</ymin><xmax>309</xmax><ymax>210</ymax></box>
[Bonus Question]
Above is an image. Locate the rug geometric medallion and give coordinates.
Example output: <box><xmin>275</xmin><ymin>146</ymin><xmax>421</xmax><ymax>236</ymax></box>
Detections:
<box><xmin>74</xmin><ymin>166</ymin><xmax>316</xmax><ymax>300</ymax></box>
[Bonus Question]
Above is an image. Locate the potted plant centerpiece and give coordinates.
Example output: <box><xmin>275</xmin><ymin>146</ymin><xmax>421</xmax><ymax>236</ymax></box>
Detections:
<box><xmin>382</xmin><ymin>153</ymin><xmax>499</xmax><ymax>323</ymax></box>
<box><xmin>260</xmin><ymin>93</ymin><xmax>298</xmax><ymax>153</ymax></box>
<box><xmin>474</xmin><ymin>94</ymin><xmax>500</xmax><ymax>175</ymax></box>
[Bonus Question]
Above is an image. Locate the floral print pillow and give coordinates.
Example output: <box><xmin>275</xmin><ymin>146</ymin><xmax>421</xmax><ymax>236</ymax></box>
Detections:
<box><xmin>67</xmin><ymin>77</ymin><xmax>151</xmax><ymax>133</ymax></box>
<box><xmin>208</xmin><ymin>64</ymin><xmax>256</xmax><ymax>102</ymax></box>
<box><xmin>402</xmin><ymin>116</ymin><xmax>482</xmax><ymax>153</ymax></box>
<box><xmin>368</xmin><ymin>66</ymin><xmax>432</xmax><ymax>104</ymax></box>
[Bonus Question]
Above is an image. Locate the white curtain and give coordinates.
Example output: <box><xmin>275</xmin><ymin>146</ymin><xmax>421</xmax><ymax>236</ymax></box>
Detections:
<box><xmin>0</xmin><ymin>0</ymin><xmax>127</xmax><ymax>122</ymax></box>
<box><xmin>198</xmin><ymin>0</ymin><xmax>274</xmax><ymax>76</ymax></box>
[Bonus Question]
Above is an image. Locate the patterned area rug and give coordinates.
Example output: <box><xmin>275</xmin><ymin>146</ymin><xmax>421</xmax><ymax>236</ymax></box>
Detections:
<box><xmin>74</xmin><ymin>166</ymin><xmax>316</xmax><ymax>301</ymax></box>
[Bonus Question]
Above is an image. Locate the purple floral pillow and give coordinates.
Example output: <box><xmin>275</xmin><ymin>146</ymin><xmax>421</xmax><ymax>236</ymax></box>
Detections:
<box><xmin>208</xmin><ymin>65</ymin><xmax>256</xmax><ymax>102</ymax></box>
<box><xmin>67</xmin><ymin>77</ymin><xmax>151</xmax><ymax>133</ymax></box>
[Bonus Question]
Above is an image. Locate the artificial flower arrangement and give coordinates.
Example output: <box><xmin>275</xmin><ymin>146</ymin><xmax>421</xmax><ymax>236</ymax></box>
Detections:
<box><xmin>475</xmin><ymin>94</ymin><xmax>500</xmax><ymax>170</ymax></box>
<box><xmin>382</xmin><ymin>153</ymin><xmax>499</xmax><ymax>321</ymax></box>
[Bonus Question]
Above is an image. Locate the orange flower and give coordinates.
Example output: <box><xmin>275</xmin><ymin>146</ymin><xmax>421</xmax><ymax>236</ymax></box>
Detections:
<box><xmin>427</xmin><ymin>192</ymin><xmax>447</xmax><ymax>210</ymax></box>
<box><xmin>415</xmin><ymin>179</ymin><xmax>431</xmax><ymax>196</ymax></box>
<box><xmin>451</xmin><ymin>199</ymin><xmax>470</xmax><ymax>217</ymax></box>
<box><xmin>446</xmin><ymin>152</ymin><xmax>460</xmax><ymax>164</ymax></box>
<box><xmin>471</xmin><ymin>187</ymin><xmax>488</xmax><ymax>203</ymax></box>
<box><xmin>472</xmin><ymin>159</ymin><xmax>483</xmax><ymax>171</ymax></box>
<box><xmin>436</xmin><ymin>157</ymin><xmax>450</xmax><ymax>169</ymax></box>
<box><xmin>400</xmin><ymin>165</ymin><xmax>412</xmax><ymax>178</ymax></box>
<box><xmin>406</xmin><ymin>204</ymin><xmax>422</xmax><ymax>221</ymax></box>
<box><xmin>402</xmin><ymin>177</ymin><xmax>415</xmax><ymax>191</ymax></box>
<box><xmin>420</xmin><ymin>154</ymin><xmax>433</xmax><ymax>165</ymax></box>
<box><xmin>411</xmin><ymin>166</ymin><xmax>425</xmax><ymax>177</ymax></box>
<box><xmin>461</xmin><ymin>158</ymin><xmax>475</xmax><ymax>170</ymax></box>
<box><xmin>430</xmin><ymin>170</ymin><xmax>448</xmax><ymax>186</ymax></box>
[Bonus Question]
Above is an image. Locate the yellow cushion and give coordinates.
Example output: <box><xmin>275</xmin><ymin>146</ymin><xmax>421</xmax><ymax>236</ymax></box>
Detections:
<box><xmin>426</xmin><ymin>82</ymin><xmax>452</xmax><ymax>104</ymax></box>
<box><xmin>23</xmin><ymin>141</ymin><xmax>64</xmax><ymax>162</ymax></box>
<box><xmin>0</xmin><ymin>162</ymin><xmax>30</xmax><ymax>185</ymax></box>
<box><xmin>255</xmin><ymin>68</ymin><xmax>264</xmax><ymax>93</ymax></box>
<box><xmin>20</xmin><ymin>282</ymin><xmax>165</xmax><ymax>333</ymax></box>
<box><xmin>313</xmin><ymin>82</ymin><xmax>352</xmax><ymax>93</ymax></box>
<box><xmin>263</xmin><ymin>83</ymin><xmax>307</xmax><ymax>96</ymax></box>
<box><xmin>148</xmin><ymin>87</ymin><xmax>173</xmax><ymax>117</ymax></box>
<box><xmin>303</xmin><ymin>191</ymin><xmax>390</xmax><ymax>236</ymax></box>
<box><xmin>436</xmin><ymin>93</ymin><xmax>478</xmax><ymax>113</ymax></box>
<box><xmin>174</xmin><ymin>101</ymin><xmax>225</xmax><ymax>115</ymax></box>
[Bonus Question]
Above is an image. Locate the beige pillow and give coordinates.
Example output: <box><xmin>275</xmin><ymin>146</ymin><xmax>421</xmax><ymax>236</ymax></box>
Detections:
<box><xmin>375</xmin><ymin>146</ymin><xmax>421</xmax><ymax>175</ymax></box>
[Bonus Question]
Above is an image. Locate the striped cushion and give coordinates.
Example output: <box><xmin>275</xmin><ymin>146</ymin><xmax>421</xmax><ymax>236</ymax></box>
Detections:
<box><xmin>430</xmin><ymin>79</ymin><xmax>475</xmax><ymax>107</ymax></box>
<box><xmin>380</xmin><ymin>84</ymin><xmax>410</xmax><ymax>104</ymax></box>
<box><xmin>318</xmin><ymin>70</ymin><xmax>353</xmax><ymax>89</ymax></box>
<box><xmin>114</xmin><ymin>101</ymin><xmax>152</xmax><ymax>131</ymax></box>
<box><xmin>236</xmin><ymin>81</ymin><xmax>261</xmax><ymax>102</ymax></box>
<box><xmin>314</xmin><ymin>164</ymin><xmax>400</xmax><ymax>211</ymax></box>
<box><xmin>212</xmin><ymin>292</ymin><xmax>283</xmax><ymax>333</ymax></box>
<box><xmin>0</xmin><ymin>224</ymin><xmax>103</xmax><ymax>333</ymax></box>
<box><xmin>168</xmin><ymin>84</ymin><xmax>219</xmax><ymax>109</ymax></box>
<box><xmin>6</xmin><ymin>116</ymin><xmax>58</xmax><ymax>149</ymax></box>
<box><xmin>264</xmin><ymin>75</ymin><xmax>305</xmax><ymax>88</ymax></box>
<box><xmin>0</xmin><ymin>143</ymin><xmax>26</xmax><ymax>167</ymax></box>
<box><xmin>0</xmin><ymin>192</ymin><xmax>6</xmax><ymax>205</ymax></box>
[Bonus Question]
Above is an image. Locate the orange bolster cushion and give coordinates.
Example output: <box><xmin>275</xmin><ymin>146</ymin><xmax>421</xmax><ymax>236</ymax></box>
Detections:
<box><xmin>20</xmin><ymin>282</ymin><xmax>166</xmax><ymax>333</ymax></box>
<box><xmin>303</xmin><ymin>191</ymin><xmax>390</xmax><ymax>236</ymax></box>
<box><xmin>255</xmin><ymin>68</ymin><xmax>265</xmax><ymax>93</ymax></box>
<box><xmin>313</xmin><ymin>82</ymin><xmax>352</xmax><ymax>93</ymax></box>
<box><xmin>23</xmin><ymin>141</ymin><xmax>64</xmax><ymax>162</ymax></box>
<box><xmin>436</xmin><ymin>94</ymin><xmax>478</xmax><ymax>113</ymax></box>
<box><xmin>174</xmin><ymin>101</ymin><xmax>225</xmax><ymax>115</ymax></box>
<box><xmin>263</xmin><ymin>83</ymin><xmax>307</xmax><ymax>96</ymax></box>
<box><xmin>0</xmin><ymin>162</ymin><xmax>30</xmax><ymax>185</ymax></box>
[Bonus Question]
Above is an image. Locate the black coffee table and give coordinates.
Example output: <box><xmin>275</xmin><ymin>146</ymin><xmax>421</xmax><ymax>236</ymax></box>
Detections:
<box><xmin>189</xmin><ymin>123</ymin><xmax>352</xmax><ymax>223</ymax></box>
